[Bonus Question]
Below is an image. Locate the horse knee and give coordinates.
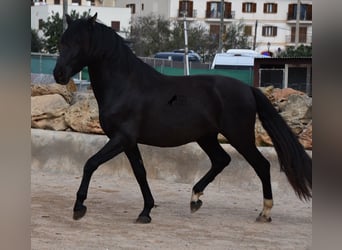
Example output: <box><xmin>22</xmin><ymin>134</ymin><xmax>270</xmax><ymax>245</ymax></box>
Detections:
<box><xmin>83</xmin><ymin>157</ymin><xmax>100</xmax><ymax>175</ymax></box>
<box><xmin>213</xmin><ymin>153</ymin><xmax>231</xmax><ymax>171</ymax></box>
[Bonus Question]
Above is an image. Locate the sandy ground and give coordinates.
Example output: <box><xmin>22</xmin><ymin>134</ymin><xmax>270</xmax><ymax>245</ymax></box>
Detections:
<box><xmin>31</xmin><ymin>168</ymin><xmax>312</xmax><ymax>250</ymax></box>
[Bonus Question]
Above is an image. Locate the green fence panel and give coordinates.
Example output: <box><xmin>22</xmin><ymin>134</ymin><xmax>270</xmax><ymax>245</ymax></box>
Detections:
<box><xmin>31</xmin><ymin>54</ymin><xmax>253</xmax><ymax>85</ymax></box>
<box><xmin>155</xmin><ymin>67</ymin><xmax>253</xmax><ymax>85</ymax></box>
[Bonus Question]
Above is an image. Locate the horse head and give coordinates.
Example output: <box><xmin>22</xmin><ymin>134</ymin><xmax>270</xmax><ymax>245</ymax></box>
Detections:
<box><xmin>53</xmin><ymin>13</ymin><xmax>97</xmax><ymax>84</ymax></box>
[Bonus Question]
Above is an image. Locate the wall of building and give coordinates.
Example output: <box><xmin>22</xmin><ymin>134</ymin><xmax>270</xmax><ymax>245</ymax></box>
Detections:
<box><xmin>31</xmin><ymin>4</ymin><xmax>131</xmax><ymax>38</ymax></box>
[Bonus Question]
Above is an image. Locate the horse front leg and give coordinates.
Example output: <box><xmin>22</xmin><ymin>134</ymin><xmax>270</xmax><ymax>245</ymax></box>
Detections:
<box><xmin>125</xmin><ymin>145</ymin><xmax>155</xmax><ymax>223</ymax></box>
<box><xmin>73</xmin><ymin>138</ymin><xmax>124</xmax><ymax>220</ymax></box>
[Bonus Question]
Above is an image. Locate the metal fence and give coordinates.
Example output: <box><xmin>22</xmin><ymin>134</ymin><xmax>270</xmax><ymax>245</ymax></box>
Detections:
<box><xmin>31</xmin><ymin>53</ymin><xmax>255</xmax><ymax>86</ymax></box>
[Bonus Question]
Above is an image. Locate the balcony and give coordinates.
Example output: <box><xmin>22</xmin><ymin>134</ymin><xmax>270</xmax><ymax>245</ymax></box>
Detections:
<box><xmin>287</xmin><ymin>13</ymin><xmax>312</xmax><ymax>24</ymax></box>
<box><xmin>205</xmin><ymin>11</ymin><xmax>235</xmax><ymax>21</ymax></box>
<box><xmin>177</xmin><ymin>9</ymin><xmax>197</xmax><ymax>19</ymax></box>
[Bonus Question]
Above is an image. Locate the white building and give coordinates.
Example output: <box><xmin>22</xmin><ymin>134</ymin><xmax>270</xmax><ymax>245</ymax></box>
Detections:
<box><xmin>31</xmin><ymin>0</ymin><xmax>312</xmax><ymax>54</ymax></box>
<box><xmin>31</xmin><ymin>0</ymin><xmax>131</xmax><ymax>38</ymax></box>
<box><xmin>114</xmin><ymin>0</ymin><xmax>312</xmax><ymax>54</ymax></box>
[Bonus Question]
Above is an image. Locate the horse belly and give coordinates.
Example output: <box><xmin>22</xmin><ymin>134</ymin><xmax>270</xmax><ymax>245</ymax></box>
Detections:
<box><xmin>137</xmin><ymin>113</ymin><xmax>218</xmax><ymax>147</ymax></box>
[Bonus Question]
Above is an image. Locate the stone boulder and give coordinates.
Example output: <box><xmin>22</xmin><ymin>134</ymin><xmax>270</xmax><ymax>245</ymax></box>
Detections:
<box><xmin>31</xmin><ymin>82</ymin><xmax>75</xmax><ymax>104</ymax></box>
<box><xmin>31</xmin><ymin>94</ymin><xmax>70</xmax><ymax>131</ymax></box>
<box><xmin>254</xmin><ymin>87</ymin><xmax>312</xmax><ymax>148</ymax></box>
<box><xmin>64</xmin><ymin>93</ymin><xmax>103</xmax><ymax>134</ymax></box>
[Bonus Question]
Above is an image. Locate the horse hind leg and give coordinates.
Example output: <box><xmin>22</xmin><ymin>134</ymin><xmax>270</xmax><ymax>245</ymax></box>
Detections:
<box><xmin>191</xmin><ymin>135</ymin><xmax>231</xmax><ymax>213</ymax></box>
<box><xmin>229</xmin><ymin>139</ymin><xmax>274</xmax><ymax>222</ymax></box>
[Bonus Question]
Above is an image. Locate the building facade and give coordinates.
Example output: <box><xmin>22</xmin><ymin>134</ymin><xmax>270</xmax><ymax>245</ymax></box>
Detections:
<box><xmin>115</xmin><ymin>0</ymin><xmax>312</xmax><ymax>54</ymax></box>
<box><xmin>31</xmin><ymin>0</ymin><xmax>131</xmax><ymax>38</ymax></box>
<box><xmin>31</xmin><ymin>0</ymin><xmax>312</xmax><ymax>54</ymax></box>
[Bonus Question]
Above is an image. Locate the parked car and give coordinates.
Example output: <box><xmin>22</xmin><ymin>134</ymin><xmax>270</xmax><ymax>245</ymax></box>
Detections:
<box><xmin>154</xmin><ymin>50</ymin><xmax>201</xmax><ymax>62</ymax></box>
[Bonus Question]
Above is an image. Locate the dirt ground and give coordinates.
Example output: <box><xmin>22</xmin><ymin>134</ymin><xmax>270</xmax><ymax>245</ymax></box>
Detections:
<box><xmin>31</xmin><ymin>168</ymin><xmax>312</xmax><ymax>250</ymax></box>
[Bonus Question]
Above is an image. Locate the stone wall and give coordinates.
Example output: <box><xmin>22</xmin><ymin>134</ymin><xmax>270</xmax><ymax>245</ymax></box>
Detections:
<box><xmin>31</xmin><ymin>82</ymin><xmax>312</xmax><ymax>149</ymax></box>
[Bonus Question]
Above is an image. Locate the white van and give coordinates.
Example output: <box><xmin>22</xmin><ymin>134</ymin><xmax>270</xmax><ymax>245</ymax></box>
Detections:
<box><xmin>211</xmin><ymin>49</ymin><xmax>270</xmax><ymax>70</ymax></box>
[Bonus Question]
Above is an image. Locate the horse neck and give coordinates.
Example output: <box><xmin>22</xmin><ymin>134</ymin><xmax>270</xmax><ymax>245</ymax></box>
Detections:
<box><xmin>88</xmin><ymin>27</ymin><xmax>161</xmax><ymax>90</ymax></box>
<box><xmin>87</xmin><ymin>28</ymin><xmax>161</xmax><ymax>104</ymax></box>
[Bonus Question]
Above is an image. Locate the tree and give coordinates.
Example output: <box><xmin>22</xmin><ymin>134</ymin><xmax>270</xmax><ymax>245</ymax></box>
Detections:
<box><xmin>40</xmin><ymin>10</ymin><xmax>91</xmax><ymax>53</ymax></box>
<box><xmin>31</xmin><ymin>29</ymin><xmax>43</xmax><ymax>52</ymax></box>
<box><xmin>129</xmin><ymin>14</ymin><xmax>172</xmax><ymax>56</ymax></box>
<box><xmin>40</xmin><ymin>11</ymin><xmax>63</xmax><ymax>53</ymax></box>
<box><xmin>129</xmin><ymin>14</ymin><xmax>217</xmax><ymax>62</ymax></box>
<box><xmin>223</xmin><ymin>20</ymin><xmax>249</xmax><ymax>50</ymax></box>
<box><xmin>278</xmin><ymin>44</ymin><xmax>312</xmax><ymax>57</ymax></box>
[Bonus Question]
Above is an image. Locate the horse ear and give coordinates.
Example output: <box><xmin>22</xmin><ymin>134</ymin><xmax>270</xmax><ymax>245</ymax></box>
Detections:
<box><xmin>89</xmin><ymin>13</ymin><xmax>97</xmax><ymax>26</ymax></box>
<box><xmin>65</xmin><ymin>14</ymin><xmax>72</xmax><ymax>25</ymax></box>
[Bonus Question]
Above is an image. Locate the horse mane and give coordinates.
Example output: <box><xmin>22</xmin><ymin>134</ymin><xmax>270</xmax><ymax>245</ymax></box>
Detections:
<box><xmin>91</xmin><ymin>20</ymin><xmax>161</xmax><ymax>78</ymax></box>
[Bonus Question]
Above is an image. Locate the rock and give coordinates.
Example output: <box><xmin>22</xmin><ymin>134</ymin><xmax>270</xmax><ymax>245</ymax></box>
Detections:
<box><xmin>272</xmin><ymin>88</ymin><xmax>306</xmax><ymax>112</ymax></box>
<box><xmin>31</xmin><ymin>83</ymin><xmax>74</xmax><ymax>104</ymax></box>
<box><xmin>254</xmin><ymin>87</ymin><xmax>312</xmax><ymax>149</ymax></box>
<box><xmin>31</xmin><ymin>94</ymin><xmax>70</xmax><ymax>131</ymax></box>
<box><xmin>64</xmin><ymin>94</ymin><xmax>103</xmax><ymax>134</ymax></box>
<box><xmin>298</xmin><ymin>121</ymin><xmax>312</xmax><ymax>150</ymax></box>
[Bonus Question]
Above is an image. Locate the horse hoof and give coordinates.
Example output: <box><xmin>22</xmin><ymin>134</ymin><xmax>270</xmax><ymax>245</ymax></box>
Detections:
<box><xmin>190</xmin><ymin>200</ymin><xmax>203</xmax><ymax>213</ymax></box>
<box><xmin>73</xmin><ymin>205</ymin><xmax>87</xmax><ymax>220</ymax></box>
<box><xmin>256</xmin><ymin>214</ymin><xmax>272</xmax><ymax>223</ymax></box>
<box><xmin>136</xmin><ymin>215</ymin><xmax>152</xmax><ymax>224</ymax></box>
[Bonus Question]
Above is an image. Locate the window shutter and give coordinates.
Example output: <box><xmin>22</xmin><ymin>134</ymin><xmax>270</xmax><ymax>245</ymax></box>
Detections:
<box><xmin>307</xmin><ymin>4</ymin><xmax>312</xmax><ymax>20</ymax></box>
<box><xmin>263</xmin><ymin>3</ymin><xmax>267</xmax><ymax>13</ymax></box>
<box><xmin>252</xmin><ymin>3</ymin><xmax>256</xmax><ymax>12</ymax></box>
<box><xmin>188</xmin><ymin>1</ymin><xmax>193</xmax><ymax>17</ymax></box>
<box><xmin>224</xmin><ymin>2</ymin><xmax>232</xmax><ymax>18</ymax></box>
<box><xmin>274</xmin><ymin>4</ymin><xmax>278</xmax><ymax>13</ymax></box>
<box><xmin>206</xmin><ymin>2</ymin><xmax>211</xmax><ymax>18</ymax></box>
<box><xmin>273</xmin><ymin>27</ymin><xmax>277</xmax><ymax>36</ymax></box>
<box><xmin>242</xmin><ymin>3</ymin><xmax>246</xmax><ymax>12</ymax></box>
<box><xmin>288</xmin><ymin>4</ymin><xmax>294</xmax><ymax>19</ymax></box>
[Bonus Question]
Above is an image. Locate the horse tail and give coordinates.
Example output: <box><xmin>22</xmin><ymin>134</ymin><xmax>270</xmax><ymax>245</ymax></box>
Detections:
<box><xmin>251</xmin><ymin>87</ymin><xmax>312</xmax><ymax>200</ymax></box>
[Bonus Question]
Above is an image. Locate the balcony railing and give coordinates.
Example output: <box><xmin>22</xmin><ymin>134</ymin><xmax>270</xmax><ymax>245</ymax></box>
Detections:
<box><xmin>178</xmin><ymin>9</ymin><xmax>197</xmax><ymax>18</ymax></box>
<box><xmin>287</xmin><ymin>13</ymin><xmax>312</xmax><ymax>21</ymax></box>
<box><xmin>205</xmin><ymin>11</ymin><xmax>235</xmax><ymax>19</ymax></box>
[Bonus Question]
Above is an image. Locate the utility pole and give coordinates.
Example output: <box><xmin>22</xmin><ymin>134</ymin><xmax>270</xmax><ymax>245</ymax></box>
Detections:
<box><xmin>63</xmin><ymin>0</ymin><xmax>68</xmax><ymax>32</ymax></box>
<box><xmin>182</xmin><ymin>11</ymin><xmax>190</xmax><ymax>76</ymax></box>
<box><xmin>218</xmin><ymin>0</ymin><xmax>224</xmax><ymax>52</ymax></box>
<box><xmin>295</xmin><ymin>0</ymin><xmax>301</xmax><ymax>48</ymax></box>
<box><xmin>253</xmin><ymin>20</ymin><xmax>258</xmax><ymax>50</ymax></box>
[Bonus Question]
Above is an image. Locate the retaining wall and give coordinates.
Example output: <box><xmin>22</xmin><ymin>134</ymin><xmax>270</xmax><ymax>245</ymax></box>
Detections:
<box><xmin>31</xmin><ymin>129</ymin><xmax>311</xmax><ymax>193</ymax></box>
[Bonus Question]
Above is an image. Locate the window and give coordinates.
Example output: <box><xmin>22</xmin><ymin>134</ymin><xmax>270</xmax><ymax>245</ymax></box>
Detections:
<box><xmin>178</xmin><ymin>1</ymin><xmax>194</xmax><ymax>17</ymax></box>
<box><xmin>262</xmin><ymin>26</ymin><xmax>277</xmax><ymax>37</ymax></box>
<box><xmin>38</xmin><ymin>19</ymin><xmax>44</xmax><ymax>30</ymax></box>
<box><xmin>111</xmin><ymin>21</ymin><xmax>120</xmax><ymax>32</ymax></box>
<box><xmin>72</xmin><ymin>0</ymin><xmax>81</xmax><ymax>5</ymax></box>
<box><xmin>242</xmin><ymin>2</ymin><xmax>256</xmax><ymax>13</ymax></box>
<box><xmin>54</xmin><ymin>0</ymin><xmax>60</xmax><ymax>4</ymax></box>
<box><xmin>291</xmin><ymin>27</ymin><xmax>307</xmax><ymax>43</ymax></box>
<box><xmin>209</xmin><ymin>24</ymin><xmax>220</xmax><ymax>39</ymax></box>
<box><xmin>244</xmin><ymin>25</ymin><xmax>253</xmax><ymax>36</ymax></box>
<box><xmin>126</xmin><ymin>4</ymin><xmax>136</xmax><ymax>14</ymax></box>
<box><xmin>206</xmin><ymin>1</ymin><xmax>232</xmax><ymax>18</ymax></box>
<box><xmin>288</xmin><ymin>4</ymin><xmax>312</xmax><ymax>21</ymax></box>
<box><xmin>264</xmin><ymin>3</ymin><xmax>277</xmax><ymax>14</ymax></box>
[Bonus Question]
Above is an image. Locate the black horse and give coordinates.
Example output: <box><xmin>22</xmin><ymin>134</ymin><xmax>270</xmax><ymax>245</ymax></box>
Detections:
<box><xmin>53</xmin><ymin>14</ymin><xmax>311</xmax><ymax>224</ymax></box>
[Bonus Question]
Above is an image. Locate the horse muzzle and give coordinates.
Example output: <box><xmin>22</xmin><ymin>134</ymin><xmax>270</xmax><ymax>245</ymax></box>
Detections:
<box><xmin>53</xmin><ymin>65</ymin><xmax>71</xmax><ymax>85</ymax></box>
